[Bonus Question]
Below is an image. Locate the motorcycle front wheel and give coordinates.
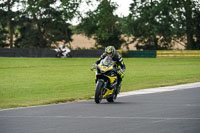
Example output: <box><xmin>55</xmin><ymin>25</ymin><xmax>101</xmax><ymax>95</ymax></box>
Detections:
<box><xmin>95</xmin><ymin>80</ymin><xmax>104</xmax><ymax>104</ymax></box>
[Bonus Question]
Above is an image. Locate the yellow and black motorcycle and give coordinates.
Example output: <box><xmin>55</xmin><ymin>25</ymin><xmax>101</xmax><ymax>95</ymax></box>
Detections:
<box><xmin>91</xmin><ymin>56</ymin><xmax>120</xmax><ymax>104</ymax></box>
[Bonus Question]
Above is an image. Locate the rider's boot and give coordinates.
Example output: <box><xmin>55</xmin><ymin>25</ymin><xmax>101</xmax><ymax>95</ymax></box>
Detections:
<box><xmin>117</xmin><ymin>78</ymin><xmax>122</xmax><ymax>94</ymax></box>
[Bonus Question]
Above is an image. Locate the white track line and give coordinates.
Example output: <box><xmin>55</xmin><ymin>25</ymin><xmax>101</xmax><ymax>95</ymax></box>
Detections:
<box><xmin>118</xmin><ymin>82</ymin><xmax>200</xmax><ymax>97</ymax></box>
<box><xmin>0</xmin><ymin>115</ymin><xmax>200</xmax><ymax>120</ymax></box>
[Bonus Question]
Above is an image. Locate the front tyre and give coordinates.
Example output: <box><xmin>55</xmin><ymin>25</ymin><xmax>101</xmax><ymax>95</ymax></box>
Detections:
<box><xmin>95</xmin><ymin>80</ymin><xmax>104</xmax><ymax>104</ymax></box>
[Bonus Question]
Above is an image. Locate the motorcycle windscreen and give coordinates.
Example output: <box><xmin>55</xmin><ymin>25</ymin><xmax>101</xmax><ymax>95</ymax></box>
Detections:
<box><xmin>100</xmin><ymin>56</ymin><xmax>115</xmax><ymax>67</ymax></box>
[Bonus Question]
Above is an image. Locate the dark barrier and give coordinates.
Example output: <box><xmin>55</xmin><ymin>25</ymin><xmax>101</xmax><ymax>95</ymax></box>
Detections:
<box><xmin>0</xmin><ymin>48</ymin><xmax>104</xmax><ymax>58</ymax></box>
<box><xmin>71</xmin><ymin>50</ymin><xmax>104</xmax><ymax>57</ymax></box>
<box><xmin>0</xmin><ymin>48</ymin><xmax>56</xmax><ymax>57</ymax></box>
<box><xmin>127</xmin><ymin>50</ymin><xmax>156</xmax><ymax>58</ymax></box>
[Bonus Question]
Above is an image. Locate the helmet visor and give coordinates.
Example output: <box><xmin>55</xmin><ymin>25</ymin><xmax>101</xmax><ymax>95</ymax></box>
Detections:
<box><xmin>106</xmin><ymin>48</ymin><xmax>112</xmax><ymax>54</ymax></box>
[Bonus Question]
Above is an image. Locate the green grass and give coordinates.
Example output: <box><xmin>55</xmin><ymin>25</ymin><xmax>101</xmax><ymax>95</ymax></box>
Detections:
<box><xmin>0</xmin><ymin>57</ymin><xmax>200</xmax><ymax>109</ymax></box>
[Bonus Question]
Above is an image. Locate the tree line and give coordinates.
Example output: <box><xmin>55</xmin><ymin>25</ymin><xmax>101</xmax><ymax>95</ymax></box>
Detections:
<box><xmin>0</xmin><ymin>0</ymin><xmax>200</xmax><ymax>50</ymax></box>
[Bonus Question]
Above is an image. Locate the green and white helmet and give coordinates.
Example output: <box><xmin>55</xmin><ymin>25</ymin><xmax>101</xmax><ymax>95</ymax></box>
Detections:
<box><xmin>105</xmin><ymin>46</ymin><xmax>116</xmax><ymax>55</ymax></box>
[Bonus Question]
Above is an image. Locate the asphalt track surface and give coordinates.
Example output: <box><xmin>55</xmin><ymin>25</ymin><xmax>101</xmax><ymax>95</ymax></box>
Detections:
<box><xmin>0</xmin><ymin>83</ymin><xmax>200</xmax><ymax>133</ymax></box>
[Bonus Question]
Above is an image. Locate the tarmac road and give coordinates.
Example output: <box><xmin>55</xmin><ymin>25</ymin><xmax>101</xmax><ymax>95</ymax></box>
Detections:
<box><xmin>0</xmin><ymin>83</ymin><xmax>200</xmax><ymax>133</ymax></box>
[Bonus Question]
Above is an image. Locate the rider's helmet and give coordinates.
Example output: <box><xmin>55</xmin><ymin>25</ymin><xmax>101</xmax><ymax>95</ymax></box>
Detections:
<box><xmin>59</xmin><ymin>44</ymin><xmax>65</xmax><ymax>49</ymax></box>
<box><xmin>105</xmin><ymin>46</ymin><xmax>116</xmax><ymax>57</ymax></box>
<box><xmin>59</xmin><ymin>44</ymin><xmax>63</xmax><ymax>49</ymax></box>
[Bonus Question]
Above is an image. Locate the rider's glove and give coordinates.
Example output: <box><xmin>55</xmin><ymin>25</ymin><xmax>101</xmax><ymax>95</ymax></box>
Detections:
<box><xmin>117</xmin><ymin>69</ymin><xmax>124</xmax><ymax>78</ymax></box>
<box><xmin>93</xmin><ymin>63</ymin><xmax>97</xmax><ymax>68</ymax></box>
<box><xmin>91</xmin><ymin>63</ymin><xmax>97</xmax><ymax>71</ymax></box>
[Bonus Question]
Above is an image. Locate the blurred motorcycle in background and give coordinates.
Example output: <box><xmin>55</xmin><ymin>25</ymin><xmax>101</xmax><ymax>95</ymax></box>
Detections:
<box><xmin>54</xmin><ymin>45</ymin><xmax>72</xmax><ymax>58</ymax></box>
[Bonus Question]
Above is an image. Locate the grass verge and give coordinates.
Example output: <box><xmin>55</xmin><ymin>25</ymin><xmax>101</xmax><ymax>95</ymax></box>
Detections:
<box><xmin>0</xmin><ymin>57</ymin><xmax>200</xmax><ymax>109</ymax></box>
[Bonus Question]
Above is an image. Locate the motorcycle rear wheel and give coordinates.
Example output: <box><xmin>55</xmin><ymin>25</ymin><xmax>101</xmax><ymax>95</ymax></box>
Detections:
<box><xmin>106</xmin><ymin>97</ymin><xmax>114</xmax><ymax>102</ymax></box>
<box><xmin>106</xmin><ymin>93</ymin><xmax>117</xmax><ymax>102</ymax></box>
<box><xmin>106</xmin><ymin>86</ymin><xmax>117</xmax><ymax>102</ymax></box>
<box><xmin>95</xmin><ymin>80</ymin><xmax>104</xmax><ymax>104</ymax></box>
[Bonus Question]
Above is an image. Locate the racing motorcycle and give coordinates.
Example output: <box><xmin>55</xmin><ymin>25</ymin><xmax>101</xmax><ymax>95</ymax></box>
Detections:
<box><xmin>54</xmin><ymin>46</ymin><xmax>72</xmax><ymax>58</ymax></box>
<box><xmin>91</xmin><ymin>56</ymin><xmax>121</xmax><ymax>104</ymax></box>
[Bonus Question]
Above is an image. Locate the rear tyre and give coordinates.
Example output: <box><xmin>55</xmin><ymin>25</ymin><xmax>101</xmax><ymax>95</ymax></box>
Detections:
<box><xmin>106</xmin><ymin>96</ymin><xmax>114</xmax><ymax>102</ymax></box>
<box><xmin>67</xmin><ymin>53</ymin><xmax>72</xmax><ymax>58</ymax></box>
<box><xmin>95</xmin><ymin>80</ymin><xmax>104</xmax><ymax>104</ymax></box>
<box><xmin>106</xmin><ymin>87</ymin><xmax>117</xmax><ymax>103</ymax></box>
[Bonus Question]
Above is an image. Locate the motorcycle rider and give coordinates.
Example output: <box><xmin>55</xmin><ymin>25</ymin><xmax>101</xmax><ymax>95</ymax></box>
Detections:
<box><xmin>94</xmin><ymin>46</ymin><xmax>126</xmax><ymax>93</ymax></box>
<box><xmin>55</xmin><ymin>45</ymin><xmax>71</xmax><ymax>58</ymax></box>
